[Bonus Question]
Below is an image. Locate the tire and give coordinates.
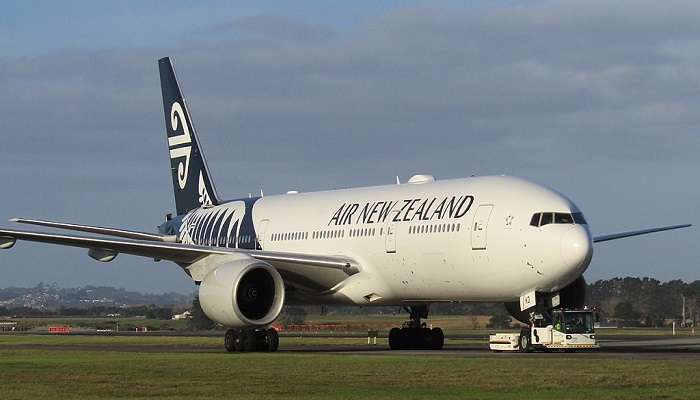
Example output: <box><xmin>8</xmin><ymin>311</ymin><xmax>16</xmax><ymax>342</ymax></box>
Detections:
<box><xmin>430</xmin><ymin>327</ymin><xmax>444</xmax><ymax>350</ymax></box>
<box><xmin>239</xmin><ymin>329</ymin><xmax>256</xmax><ymax>352</ymax></box>
<box><xmin>224</xmin><ymin>329</ymin><xmax>237</xmax><ymax>353</ymax></box>
<box><xmin>389</xmin><ymin>327</ymin><xmax>402</xmax><ymax>350</ymax></box>
<box><xmin>405</xmin><ymin>328</ymin><xmax>420</xmax><ymax>350</ymax></box>
<box><xmin>519</xmin><ymin>330</ymin><xmax>532</xmax><ymax>353</ymax></box>
<box><xmin>266</xmin><ymin>328</ymin><xmax>279</xmax><ymax>352</ymax></box>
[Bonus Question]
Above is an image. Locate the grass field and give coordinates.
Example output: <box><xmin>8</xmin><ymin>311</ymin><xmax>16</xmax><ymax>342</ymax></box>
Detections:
<box><xmin>8</xmin><ymin>314</ymin><xmax>695</xmax><ymax>338</ymax></box>
<box><xmin>1</xmin><ymin>333</ymin><xmax>700</xmax><ymax>399</ymax></box>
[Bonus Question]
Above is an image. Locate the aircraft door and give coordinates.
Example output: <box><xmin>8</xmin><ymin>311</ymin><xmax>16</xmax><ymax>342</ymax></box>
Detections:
<box><xmin>385</xmin><ymin>223</ymin><xmax>397</xmax><ymax>253</ymax></box>
<box><xmin>256</xmin><ymin>219</ymin><xmax>269</xmax><ymax>250</ymax></box>
<box><xmin>471</xmin><ymin>205</ymin><xmax>494</xmax><ymax>250</ymax></box>
<box><xmin>385</xmin><ymin>210</ymin><xmax>399</xmax><ymax>253</ymax></box>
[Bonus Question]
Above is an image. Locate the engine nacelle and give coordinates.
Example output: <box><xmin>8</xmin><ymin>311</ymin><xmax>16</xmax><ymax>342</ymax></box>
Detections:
<box><xmin>558</xmin><ymin>275</ymin><xmax>587</xmax><ymax>309</ymax></box>
<box><xmin>198</xmin><ymin>258</ymin><xmax>285</xmax><ymax>328</ymax></box>
<box><xmin>505</xmin><ymin>276</ymin><xmax>587</xmax><ymax>324</ymax></box>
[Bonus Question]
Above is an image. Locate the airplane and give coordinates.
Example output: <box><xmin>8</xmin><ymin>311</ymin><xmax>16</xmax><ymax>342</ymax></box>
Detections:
<box><xmin>0</xmin><ymin>57</ymin><xmax>691</xmax><ymax>352</ymax></box>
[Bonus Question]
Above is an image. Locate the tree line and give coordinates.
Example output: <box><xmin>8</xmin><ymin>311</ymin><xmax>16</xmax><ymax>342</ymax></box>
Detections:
<box><xmin>2</xmin><ymin>277</ymin><xmax>698</xmax><ymax>330</ymax></box>
<box><xmin>588</xmin><ymin>277</ymin><xmax>700</xmax><ymax>327</ymax></box>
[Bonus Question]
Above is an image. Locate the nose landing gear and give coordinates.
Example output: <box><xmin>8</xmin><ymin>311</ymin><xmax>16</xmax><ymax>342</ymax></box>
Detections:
<box><xmin>388</xmin><ymin>305</ymin><xmax>444</xmax><ymax>350</ymax></box>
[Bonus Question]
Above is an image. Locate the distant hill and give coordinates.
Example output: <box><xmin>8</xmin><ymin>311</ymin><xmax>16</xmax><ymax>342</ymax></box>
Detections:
<box><xmin>0</xmin><ymin>284</ymin><xmax>193</xmax><ymax>310</ymax></box>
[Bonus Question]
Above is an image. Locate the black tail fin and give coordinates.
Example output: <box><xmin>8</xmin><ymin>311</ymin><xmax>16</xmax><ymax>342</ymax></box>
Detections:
<box><xmin>158</xmin><ymin>57</ymin><xmax>221</xmax><ymax>215</ymax></box>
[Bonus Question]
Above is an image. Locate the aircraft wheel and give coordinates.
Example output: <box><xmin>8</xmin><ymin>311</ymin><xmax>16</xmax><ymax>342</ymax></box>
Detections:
<box><xmin>406</xmin><ymin>328</ymin><xmax>421</xmax><ymax>350</ymax></box>
<box><xmin>389</xmin><ymin>327</ymin><xmax>402</xmax><ymax>350</ymax></box>
<box><xmin>237</xmin><ymin>329</ymin><xmax>256</xmax><ymax>352</ymax></box>
<box><xmin>266</xmin><ymin>328</ymin><xmax>279</xmax><ymax>352</ymax></box>
<box><xmin>430</xmin><ymin>327</ymin><xmax>444</xmax><ymax>350</ymax></box>
<box><xmin>224</xmin><ymin>329</ymin><xmax>237</xmax><ymax>352</ymax></box>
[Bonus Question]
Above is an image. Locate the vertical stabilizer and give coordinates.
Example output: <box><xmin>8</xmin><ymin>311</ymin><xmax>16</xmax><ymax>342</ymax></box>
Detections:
<box><xmin>158</xmin><ymin>57</ymin><xmax>221</xmax><ymax>215</ymax></box>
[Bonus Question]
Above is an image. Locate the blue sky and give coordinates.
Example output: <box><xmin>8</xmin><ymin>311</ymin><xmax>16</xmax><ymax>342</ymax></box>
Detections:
<box><xmin>1</xmin><ymin>0</ymin><xmax>698</xmax><ymax>293</ymax></box>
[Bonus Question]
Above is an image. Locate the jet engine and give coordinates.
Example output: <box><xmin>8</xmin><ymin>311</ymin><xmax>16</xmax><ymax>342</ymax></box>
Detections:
<box><xmin>504</xmin><ymin>276</ymin><xmax>587</xmax><ymax>324</ymax></box>
<box><xmin>557</xmin><ymin>275</ymin><xmax>587</xmax><ymax>309</ymax></box>
<box><xmin>198</xmin><ymin>258</ymin><xmax>285</xmax><ymax>328</ymax></box>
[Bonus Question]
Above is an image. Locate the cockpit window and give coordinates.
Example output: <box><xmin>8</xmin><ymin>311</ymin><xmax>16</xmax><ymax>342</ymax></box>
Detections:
<box><xmin>555</xmin><ymin>213</ymin><xmax>573</xmax><ymax>224</ymax></box>
<box><xmin>530</xmin><ymin>214</ymin><xmax>541</xmax><ymax>227</ymax></box>
<box><xmin>530</xmin><ymin>212</ymin><xmax>588</xmax><ymax>227</ymax></box>
<box><xmin>540</xmin><ymin>212</ymin><xmax>553</xmax><ymax>226</ymax></box>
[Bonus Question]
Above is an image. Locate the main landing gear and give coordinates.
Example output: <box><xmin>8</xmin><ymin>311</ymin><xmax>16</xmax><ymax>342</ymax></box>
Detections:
<box><xmin>224</xmin><ymin>328</ymin><xmax>279</xmax><ymax>352</ymax></box>
<box><xmin>388</xmin><ymin>305</ymin><xmax>444</xmax><ymax>350</ymax></box>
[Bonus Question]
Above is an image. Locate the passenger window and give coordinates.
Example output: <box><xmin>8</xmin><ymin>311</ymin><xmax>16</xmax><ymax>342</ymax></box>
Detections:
<box><xmin>530</xmin><ymin>213</ymin><xmax>541</xmax><ymax>227</ymax></box>
<box><xmin>555</xmin><ymin>213</ymin><xmax>573</xmax><ymax>224</ymax></box>
<box><xmin>540</xmin><ymin>213</ymin><xmax>553</xmax><ymax>226</ymax></box>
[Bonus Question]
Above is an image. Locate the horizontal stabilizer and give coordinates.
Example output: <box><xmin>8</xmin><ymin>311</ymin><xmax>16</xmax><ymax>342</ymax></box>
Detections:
<box><xmin>593</xmin><ymin>224</ymin><xmax>691</xmax><ymax>243</ymax></box>
<box><xmin>10</xmin><ymin>218</ymin><xmax>175</xmax><ymax>242</ymax></box>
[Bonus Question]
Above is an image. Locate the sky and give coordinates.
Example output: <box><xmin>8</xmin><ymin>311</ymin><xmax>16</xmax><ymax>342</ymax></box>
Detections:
<box><xmin>1</xmin><ymin>0</ymin><xmax>699</xmax><ymax>293</ymax></box>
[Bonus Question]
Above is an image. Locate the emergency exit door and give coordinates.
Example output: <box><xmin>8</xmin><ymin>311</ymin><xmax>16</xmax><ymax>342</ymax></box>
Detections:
<box><xmin>471</xmin><ymin>205</ymin><xmax>494</xmax><ymax>250</ymax></box>
<box><xmin>385</xmin><ymin>210</ymin><xmax>399</xmax><ymax>253</ymax></box>
<box><xmin>385</xmin><ymin>222</ymin><xmax>397</xmax><ymax>253</ymax></box>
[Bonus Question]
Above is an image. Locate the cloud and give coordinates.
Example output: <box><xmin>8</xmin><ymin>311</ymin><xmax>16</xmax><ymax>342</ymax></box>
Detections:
<box><xmin>1</xmin><ymin>0</ymin><xmax>699</xmax><ymax>291</ymax></box>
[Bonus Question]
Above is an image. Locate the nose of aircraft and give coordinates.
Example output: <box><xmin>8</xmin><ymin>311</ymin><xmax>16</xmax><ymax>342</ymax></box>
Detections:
<box><xmin>560</xmin><ymin>226</ymin><xmax>593</xmax><ymax>274</ymax></box>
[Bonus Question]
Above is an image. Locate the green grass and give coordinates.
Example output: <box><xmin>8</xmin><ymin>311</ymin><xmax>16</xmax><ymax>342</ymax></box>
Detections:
<box><xmin>1</xmin><ymin>335</ymin><xmax>700</xmax><ymax>399</ymax></box>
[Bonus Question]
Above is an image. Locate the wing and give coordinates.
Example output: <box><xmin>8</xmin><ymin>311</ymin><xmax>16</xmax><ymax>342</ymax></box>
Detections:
<box><xmin>10</xmin><ymin>217</ymin><xmax>174</xmax><ymax>242</ymax></box>
<box><xmin>593</xmin><ymin>224</ymin><xmax>691</xmax><ymax>243</ymax></box>
<box><xmin>0</xmin><ymin>228</ymin><xmax>360</xmax><ymax>293</ymax></box>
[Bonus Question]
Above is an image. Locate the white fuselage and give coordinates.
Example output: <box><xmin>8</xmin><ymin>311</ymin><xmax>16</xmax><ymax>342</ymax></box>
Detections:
<box><xmin>244</xmin><ymin>175</ymin><xmax>593</xmax><ymax>306</ymax></box>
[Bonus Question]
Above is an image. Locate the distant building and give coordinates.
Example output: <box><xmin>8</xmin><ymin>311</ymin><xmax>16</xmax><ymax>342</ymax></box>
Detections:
<box><xmin>0</xmin><ymin>322</ymin><xmax>17</xmax><ymax>332</ymax></box>
<box><xmin>172</xmin><ymin>310</ymin><xmax>192</xmax><ymax>320</ymax></box>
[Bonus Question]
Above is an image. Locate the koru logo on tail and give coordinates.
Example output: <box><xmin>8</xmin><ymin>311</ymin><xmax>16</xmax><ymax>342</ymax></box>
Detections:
<box><xmin>168</xmin><ymin>102</ymin><xmax>192</xmax><ymax>189</ymax></box>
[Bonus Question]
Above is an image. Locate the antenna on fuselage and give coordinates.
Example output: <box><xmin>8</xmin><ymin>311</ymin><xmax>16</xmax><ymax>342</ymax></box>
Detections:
<box><xmin>396</xmin><ymin>176</ymin><xmax>401</xmax><ymax>184</ymax></box>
